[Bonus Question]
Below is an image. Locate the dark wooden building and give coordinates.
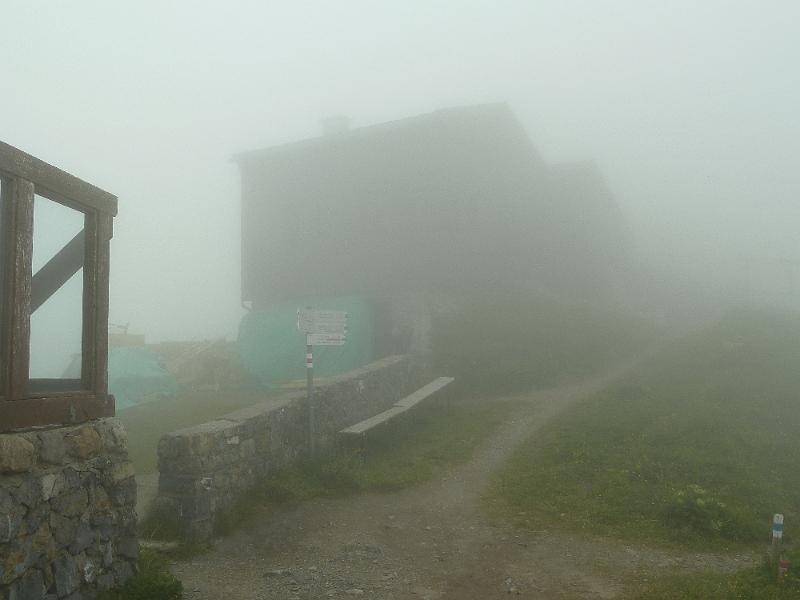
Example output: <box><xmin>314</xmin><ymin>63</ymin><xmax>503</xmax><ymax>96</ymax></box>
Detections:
<box><xmin>235</xmin><ymin>103</ymin><xmax>631</xmax><ymax>307</ymax></box>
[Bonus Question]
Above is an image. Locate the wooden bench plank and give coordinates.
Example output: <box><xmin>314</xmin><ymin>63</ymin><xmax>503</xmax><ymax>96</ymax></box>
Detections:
<box><xmin>340</xmin><ymin>406</ymin><xmax>409</xmax><ymax>435</ymax></box>
<box><xmin>393</xmin><ymin>377</ymin><xmax>454</xmax><ymax>410</ymax></box>
<box><xmin>339</xmin><ymin>377</ymin><xmax>455</xmax><ymax>437</ymax></box>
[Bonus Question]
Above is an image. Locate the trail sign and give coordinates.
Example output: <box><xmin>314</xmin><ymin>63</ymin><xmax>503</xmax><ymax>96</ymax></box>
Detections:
<box><xmin>297</xmin><ymin>308</ymin><xmax>348</xmax><ymax>335</ymax></box>
<box><xmin>309</xmin><ymin>310</ymin><xmax>348</xmax><ymax>321</ymax></box>
<box><xmin>310</xmin><ymin>321</ymin><xmax>347</xmax><ymax>334</ymax></box>
<box><xmin>307</xmin><ymin>333</ymin><xmax>346</xmax><ymax>346</ymax></box>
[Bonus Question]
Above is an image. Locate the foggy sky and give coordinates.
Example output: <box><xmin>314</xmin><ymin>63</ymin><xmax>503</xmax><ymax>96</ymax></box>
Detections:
<box><xmin>3</xmin><ymin>0</ymin><xmax>800</xmax><ymax>346</ymax></box>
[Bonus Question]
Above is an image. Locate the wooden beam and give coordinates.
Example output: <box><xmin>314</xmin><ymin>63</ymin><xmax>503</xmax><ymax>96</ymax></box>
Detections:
<box><xmin>28</xmin><ymin>379</ymin><xmax>83</xmax><ymax>394</ymax></box>
<box><xmin>82</xmin><ymin>212</ymin><xmax>112</xmax><ymax>396</ymax></box>
<box><xmin>0</xmin><ymin>180</ymin><xmax>6</xmax><ymax>400</ymax></box>
<box><xmin>31</xmin><ymin>229</ymin><xmax>85</xmax><ymax>314</ymax></box>
<box><xmin>0</xmin><ymin>393</ymin><xmax>114</xmax><ymax>432</ymax></box>
<box><xmin>0</xmin><ymin>141</ymin><xmax>117</xmax><ymax>216</ymax></box>
<box><xmin>1</xmin><ymin>177</ymin><xmax>34</xmax><ymax>400</ymax></box>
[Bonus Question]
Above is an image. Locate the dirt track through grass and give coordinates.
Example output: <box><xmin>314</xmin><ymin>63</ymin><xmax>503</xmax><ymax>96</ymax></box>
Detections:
<box><xmin>170</xmin><ymin>360</ymin><xmax>755</xmax><ymax>599</ymax></box>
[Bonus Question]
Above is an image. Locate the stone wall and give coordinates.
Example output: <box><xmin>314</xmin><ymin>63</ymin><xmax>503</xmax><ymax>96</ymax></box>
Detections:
<box><xmin>0</xmin><ymin>419</ymin><xmax>137</xmax><ymax>600</ymax></box>
<box><xmin>156</xmin><ymin>355</ymin><xmax>422</xmax><ymax>540</ymax></box>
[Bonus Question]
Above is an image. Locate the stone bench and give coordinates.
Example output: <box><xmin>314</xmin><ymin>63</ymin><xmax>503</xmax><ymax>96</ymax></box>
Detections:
<box><xmin>339</xmin><ymin>376</ymin><xmax>454</xmax><ymax>438</ymax></box>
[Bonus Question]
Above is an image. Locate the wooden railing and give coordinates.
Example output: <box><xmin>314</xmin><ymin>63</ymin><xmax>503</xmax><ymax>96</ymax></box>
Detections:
<box><xmin>0</xmin><ymin>141</ymin><xmax>117</xmax><ymax>432</ymax></box>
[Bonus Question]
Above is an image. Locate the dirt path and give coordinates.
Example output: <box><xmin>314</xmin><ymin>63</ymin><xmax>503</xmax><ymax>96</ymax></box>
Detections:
<box><xmin>172</xmin><ymin>364</ymin><xmax>755</xmax><ymax>599</ymax></box>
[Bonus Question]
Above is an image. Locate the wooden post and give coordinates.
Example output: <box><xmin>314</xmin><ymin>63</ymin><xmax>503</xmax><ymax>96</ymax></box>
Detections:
<box><xmin>82</xmin><ymin>212</ymin><xmax>112</xmax><ymax>397</ymax></box>
<box><xmin>2</xmin><ymin>177</ymin><xmax>34</xmax><ymax>400</ymax></box>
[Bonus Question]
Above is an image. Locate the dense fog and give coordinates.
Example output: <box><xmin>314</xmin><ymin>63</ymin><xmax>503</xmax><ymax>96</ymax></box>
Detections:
<box><xmin>5</xmin><ymin>6</ymin><xmax>800</xmax><ymax>598</ymax></box>
<box><xmin>2</xmin><ymin>1</ymin><xmax>799</xmax><ymax>366</ymax></box>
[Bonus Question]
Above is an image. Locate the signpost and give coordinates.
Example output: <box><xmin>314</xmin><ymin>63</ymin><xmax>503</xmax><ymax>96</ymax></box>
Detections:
<box><xmin>297</xmin><ymin>308</ymin><xmax>349</xmax><ymax>455</ymax></box>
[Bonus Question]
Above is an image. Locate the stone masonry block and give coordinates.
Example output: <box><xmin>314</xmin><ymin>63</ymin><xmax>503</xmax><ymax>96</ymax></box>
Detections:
<box><xmin>37</xmin><ymin>432</ymin><xmax>66</xmax><ymax>466</ymax></box>
<box><xmin>64</xmin><ymin>428</ymin><xmax>101</xmax><ymax>461</ymax></box>
<box><xmin>0</xmin><ymin>438</ymin><xmax>35</xmax><ymax>474</ymax></box>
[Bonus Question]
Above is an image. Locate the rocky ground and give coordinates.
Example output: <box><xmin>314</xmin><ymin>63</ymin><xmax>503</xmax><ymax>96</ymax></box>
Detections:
<box><xmin>170</xmin><ymin>366</ymin><xmax>756</xmax><ymax>599</ymax></box>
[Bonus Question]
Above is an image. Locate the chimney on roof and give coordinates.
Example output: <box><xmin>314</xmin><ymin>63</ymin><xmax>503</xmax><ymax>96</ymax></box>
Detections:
<box><xmin>321</xmin><ymin>115</ymin><xmax>351</xmax><ymax>136</ymax></box>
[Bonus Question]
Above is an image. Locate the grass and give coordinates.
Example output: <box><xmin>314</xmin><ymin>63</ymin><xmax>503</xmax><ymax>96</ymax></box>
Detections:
<box><xmin>486</xmin><ymin>309</ymin><xmax>800</xmax><ymax>550</ymax></box>
<box><xmin>97</xmin><ymin>548</ymin><xmax>182</xmax><ymax>600</ymax></box>
<box><xmin>118</xmin><ymin>388</ymin><xmax>276</xmax><ymax>474</ymax></box>
<box><xmin>432</xmin><ymin>292</ymin><xmax>658</xmax><ymax>397</ymax></box>
<box><xmin>629</xmin><ymin>549</ymin><xmax>800</xmax><ymax>599</ymax></box>
<box><xmin>210</xmin><ymin>395</ymin><xmax>519</xmax><ymax>534</ymax></box>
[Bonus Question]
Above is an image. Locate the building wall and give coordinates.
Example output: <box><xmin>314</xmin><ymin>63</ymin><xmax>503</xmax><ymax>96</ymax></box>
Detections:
<box><xmin>0</xmin><ymin>420</ymin><xmax>137</xmax><ymax>599</ymax></box>
<box><xmin>237</xmin><ymin>104</ymin><xmax>552</xmax><ymax>304</ymax></box>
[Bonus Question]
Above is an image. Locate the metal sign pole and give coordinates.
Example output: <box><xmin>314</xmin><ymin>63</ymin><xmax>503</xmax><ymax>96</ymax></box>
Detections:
<box><xmin>306</xmin><ymin>339</ymin><xmax>316</xmax><ymax>456</ymax></box>
<box><xmin>298</xmin><ymin>307</ymin><xmax>348</xmax><ymax>458</ymax></box>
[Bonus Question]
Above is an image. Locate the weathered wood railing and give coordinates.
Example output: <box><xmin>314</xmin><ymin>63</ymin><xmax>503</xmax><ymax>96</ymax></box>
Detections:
<box><xmin>0</xmin><ymin>141</ymin><xmax>117</xmax><ymax>432</ymax></box>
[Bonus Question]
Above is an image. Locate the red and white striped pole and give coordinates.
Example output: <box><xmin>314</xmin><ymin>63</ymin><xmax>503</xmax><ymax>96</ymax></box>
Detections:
<box><xmin>306</xmin><ymin>338</ymin><xmax>316</xmax><ymax>456</ymax></box>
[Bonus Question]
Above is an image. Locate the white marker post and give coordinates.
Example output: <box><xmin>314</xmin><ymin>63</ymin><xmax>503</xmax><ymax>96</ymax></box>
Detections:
<box><xmin>773</xmin><ymin>514</ymin><xmax>788</xmax><ymax>580</ymax></box>
<box><xmin>297</xmin><ymin>308</ymin><xmax>348</xmax><ymax>456</ymax></box>
<box><xmin>772</xmin><ymin>513</ymin><xmax>784</xmax><ymax>546</ymax></box>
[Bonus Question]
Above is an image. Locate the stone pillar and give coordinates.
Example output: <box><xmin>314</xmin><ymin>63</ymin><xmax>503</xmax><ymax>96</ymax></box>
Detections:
<box><xmin>0</xmin><ymin>419</ymin><xmax>138</xmax><ymax>599</ymax></box>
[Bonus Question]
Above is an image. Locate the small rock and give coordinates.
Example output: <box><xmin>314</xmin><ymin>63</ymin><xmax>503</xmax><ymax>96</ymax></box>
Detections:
<box><xmin>40</xmin><ymin>472</ymin><xmax>66</xmax><ymax>502</ymax></box>
<box><xmin>51</xmin><ymin>489</ymin><xmax>88</xmax><ymax>518</ymax></box>
<box><xmin>111</xmin><ymin>461</ymin><xmax>135</xmax><ymax>483</ymax></box>
<box><xmin>117</xmin><ymin>537</ymin><xmax>139</xmax><ymax>559</ymax></box>
<box><xmin>101</xmin><ymin>542</ymin><xmax>114</xmax><ymax>568</ymax></box>
<box><xmin>53</xmin><ymin>553</ymin><xmax>80</xmax><ymax>597</ymax></box>
<box><xmin>97</xmin><ymin>572</ymin><xmax>115</xmax><ymax>591</ymax></box>
<box><xmin>113</xmin><ymin>559</ymin><xmax>135</xmax><ymax>586</ymax></box>
<box><xmin>95</xmin><ymin>419</ymin><xmax>128</xmax><ymax>451</ymax></box>
<box><xmin>10</xmin><ymin>568</ymin><xmax>46</xmax><ymax>599</ymax></box>
<box><xmin>0</xmin><ymin>514</ymin><xmax>13</xmax><ymax>544</ymax></box>
<box><xmin>0</xmin><ymin>436</ymin><xmax>35</xmax><ymax>473</ymax></box>
<box><xmin>345</xmin><ymin>589</ymin><xmax>364</xmax><ymax>596</ymax></box>
<box><xmin>83</xmin><ymin>557</ymin><xmax>97</xmax><ymax>583</ymax></box>
<box><xmin>39</xmin><ymin>431</ymin><xmax>66</xmax><ymax>465</ymax></box>
<box><xmin>65</xmin><ymin>426</ymin><xmax>102</xmax><ymax>459</ymax></box>
<box><xmin>265</xmin><ymin>568</ymin><xmax>292</xmax><ymax>577</ymax></box>
<box><xmin>69</xmin><ymin>521</ymin><xmax>93</xmax><ymax>554</ymax></box>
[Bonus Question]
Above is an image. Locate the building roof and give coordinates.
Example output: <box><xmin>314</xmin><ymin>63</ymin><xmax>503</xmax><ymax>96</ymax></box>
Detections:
<box><xmin>234</xmin><ymin>103</ymin><xmax>538</xmax><ymax>163</ymax></box>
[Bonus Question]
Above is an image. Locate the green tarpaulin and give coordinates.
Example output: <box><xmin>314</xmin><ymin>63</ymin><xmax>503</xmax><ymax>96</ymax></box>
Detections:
<box><xmin>109</xmin><ymin>347</ymin><xmax>178</xmax><ymax>410</ymax></box>
<box><xmin>238</xmin><ymin>296</ymin><xmax>376</xmax><ymax>388</ymax></box>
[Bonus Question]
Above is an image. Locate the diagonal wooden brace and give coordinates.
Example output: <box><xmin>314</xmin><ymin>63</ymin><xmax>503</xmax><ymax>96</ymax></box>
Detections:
<box><xmin>30</xmin><ymin>229</ymin><xmax>85</xmax><ymax>313</ymax></box>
